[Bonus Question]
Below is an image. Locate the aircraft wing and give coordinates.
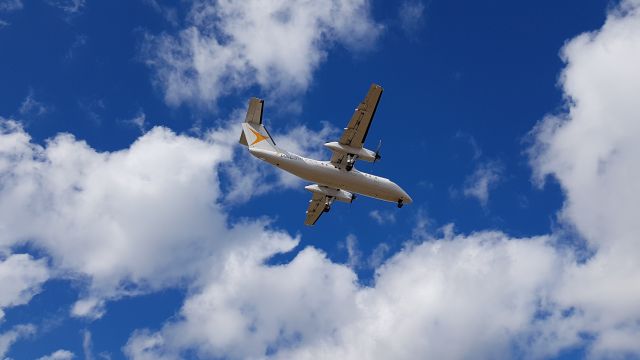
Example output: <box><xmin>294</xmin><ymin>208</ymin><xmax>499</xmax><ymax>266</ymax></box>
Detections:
<box><xmin>305</xmin><ymin>193</ymin><xmax>329</xmax><ymax>226</ymax></box>
<box><xmin>331</xmin><ymin>84</ymin><xmax>383</xmax><ymax>169</ymax></box>
<box><xmin>340</xmin><ymin>83</ymin><xmax>383</xmax><ymax>148</ymax></box>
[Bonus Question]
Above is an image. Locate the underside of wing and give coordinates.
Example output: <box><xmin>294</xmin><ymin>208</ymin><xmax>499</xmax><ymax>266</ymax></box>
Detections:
<box><xmin>339</xmin><ymin>84</ymin><xmax>383</xmax><ymax>148</ymax></box>
<box><xmin>329</xmin><ymin>152</ymin><xmax>348</xmax><ymax>170</ymax></box>
<box><xmin>305</xmin><ymin>193</ymin><xmax>329</xmax><ymax>226</ymax></box>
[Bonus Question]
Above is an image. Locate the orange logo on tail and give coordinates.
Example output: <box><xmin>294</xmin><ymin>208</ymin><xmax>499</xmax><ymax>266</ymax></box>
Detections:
<box><xmin>249</xmin><ymin>128</ymin><xmax>268</xmax><ymax>145</ymax></box>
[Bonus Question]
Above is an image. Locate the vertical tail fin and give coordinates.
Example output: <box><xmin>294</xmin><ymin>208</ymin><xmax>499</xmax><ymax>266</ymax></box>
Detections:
<box><xmin>239</xmin><ymin>97</ymin><xmax>278</xmax><ymax>151</ymax></box>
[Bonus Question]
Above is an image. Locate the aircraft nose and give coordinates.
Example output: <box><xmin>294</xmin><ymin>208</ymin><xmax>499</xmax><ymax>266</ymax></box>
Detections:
<box><xmin>393</xmin><ymin>182</ymin><xmax>412</xmax><ymax>204</ymax></box>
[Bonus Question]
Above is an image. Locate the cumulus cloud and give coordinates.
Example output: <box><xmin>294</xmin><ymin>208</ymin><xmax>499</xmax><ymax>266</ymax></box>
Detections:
<box><xmin>37</xmin><ymin>349</ymin><xmax>75</xmax><ymax>360</ymax></box>
<box><xmin>0</xmin><ymin>117</ymin><xmax>298</xmax><ymax>318</ymax></box>
<box><xmin>142</xmin><ymin>0</ymin><xmax>382</xmax><ymax>107</ymax></box>
<box><xmin>527</xmin><ymin>0</ymin><xmax>640</xmax><ymax>355</ymax></box>
<box><xmin>0</xmin><ymin>253</ymin><xmax>50</xmax><ymax>321</ymax></box>
<box><xmin>125</xmin><ymin>230</ymin><xmax>562</xmax><ymax>359</ymax></box>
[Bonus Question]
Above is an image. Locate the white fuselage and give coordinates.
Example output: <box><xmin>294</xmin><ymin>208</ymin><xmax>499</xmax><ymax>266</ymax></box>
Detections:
<box><xmin>249</xmin><ymin>148</ymin><xmax>413</xmax><ymax>204</ymax></box>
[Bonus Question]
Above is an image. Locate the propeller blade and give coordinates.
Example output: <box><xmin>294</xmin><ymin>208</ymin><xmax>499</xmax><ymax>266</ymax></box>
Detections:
<box><xmin>374</xmin><ymin>139</ymin><xmax>382</xmax><ymax>162</ymax></box>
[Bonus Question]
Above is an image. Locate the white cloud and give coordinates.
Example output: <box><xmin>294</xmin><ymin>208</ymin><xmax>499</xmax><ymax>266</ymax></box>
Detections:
<box><xmin>272</xmin><ymin>121</ymin><xmax>338</xmax><ymax>161</ymax></box>
<box><xmin>82</xmin><ymin>330</ymin><xmax>93</xmax><ymax>360</ymax></box>
<box><xmin>455</xmin><ymin>131</ymin><xmax>482</xmax><ymax>159</ymax></box>
<box><xmin>46</xmin><ymin>0</ymin><xmax>85</xmax><ymax>13</ymax></box>
<box><xmin>77</xmin><ymin>98</ymin><xmax>105</xmax><ymax>125</ymax></box>
<box><xmin>0</xmin><ymin>324</ymin><xmax>35</xmax><ymax>358</ymax></box>
<box><xmin>124</xmin><ymin>242</ymin><xmax>360</xmax><ymax>359</ymax></box>
<box><xmin>142</xmin><ymin>0</ymin><xmax>382</xmax><ymax>107</ymax></box>
<box><xmin>0</xmin><ymin>117</ymin><xmax>299</xmax><ymax>319</ymax></box>
<box><xmin>125</xmin><ymin>230</ymin><xmax>562</xmax><ymax>359</ymax></box>
<box><xmin>367</xmin><ymin>243</ymin><xmax>389</xmax><ymax>268</ymax></box>
<box><xmin>528</xmin><ymin>0</ymin><xmax>640</xmax><ymax>356</ymax></box>
<box><xmin>142</xmin><ymin>0</ymin><xmax>178</xmax><ymax>26</ymax></box>
<box><xmin>0</xmin><ymin>0</ymin><xmax>22</xmax><ymax>12</ymax></box>
<box><xmin>343</xmin><ymin>234</ymin><xmax>361</xmax><ymax>268</ymax></box>
<box><xmin>462</xmin><ymin>160</ymin><xmax>502</xmax><ymax>207</ymax></box>
<box><xmin>37</xmin><ymin>349</ymin><xmax>75</xmax><ymax>360</ymax></box>
<box><xmin>368</xmin><ymin>209</ymin><xmax>396</xmax><ymax>225</ymax></box>
<box><xmin>398</xmin><ymin>0</ymin><xmax>425</xmax><ymax>35</ymax></box>
<box><xmin>19</xmin><ymin>92</ymin><xmax>50</xmax><ymax>118</ymax></box>
<box><xmin>0</xmin><ymin>253</ymin><xmax>50</xmax><ymax>321</ymax></box>
<box><xmin>125</xmin><ymin>109</ymin><xmax>147</xmax><ymax>134</ymax></box>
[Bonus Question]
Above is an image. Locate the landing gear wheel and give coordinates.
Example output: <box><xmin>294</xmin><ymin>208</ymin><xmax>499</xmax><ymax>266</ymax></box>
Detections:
<box><xmin>345</xmin><ymin>154</ymin><xmax>356</xmax><ymax>171</ymax></box>
<box><xmin>397</xmin><ymin>200</ymin><xmax>404</xmax><ymax>208</ymax></box>
<box><xmin>323</xmin><ymin>205</ymin><xmax>331</xmax><ymax>213</ymax></box>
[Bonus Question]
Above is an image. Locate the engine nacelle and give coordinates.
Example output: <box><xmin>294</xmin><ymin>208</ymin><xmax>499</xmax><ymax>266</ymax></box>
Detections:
<box><xmin>323</xmin><ymin>142</ymin><xmax>378</xmax><ymax>162</ymax></box>
<box><xmin>304</xmin><ymin>184</ymin><xmax>355</xmax><ymax>203</ymax></box>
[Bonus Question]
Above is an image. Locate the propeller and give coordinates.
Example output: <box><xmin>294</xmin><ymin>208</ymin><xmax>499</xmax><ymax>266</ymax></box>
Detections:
<box><xmin>374</xmin><ymin>139</ymin><xmax>382</xmax><ymax>162</ymax></box>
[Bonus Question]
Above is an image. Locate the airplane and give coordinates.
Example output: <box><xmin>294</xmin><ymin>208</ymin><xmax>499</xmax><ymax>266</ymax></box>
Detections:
<box><xmin>239</xmin><ymin>84</ymin><xmax>412</xmax><ymax>226</ymax></box>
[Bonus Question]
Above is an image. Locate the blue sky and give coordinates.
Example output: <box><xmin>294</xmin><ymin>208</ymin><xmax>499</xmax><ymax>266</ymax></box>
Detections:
<box><xmin>1</xmin><ymin>0</ymin><xmax>640</xmax><ymax>359</ymax></box>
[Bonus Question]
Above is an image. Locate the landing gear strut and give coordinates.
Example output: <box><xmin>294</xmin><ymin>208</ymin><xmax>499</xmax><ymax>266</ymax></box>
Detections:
<box><xmin>397</xmin><ymin>199</ymin><xmax>404</xmax><ymax>208</ymax></box>
<box><xmin>324</xmin><ymin>197</ymin><xmax>334</xmax><ymax>212</ymax></box>
<box><xmin>345</xmin><ymin>154</ymin><xmax>356</xmax><ymax>171</ymax></box>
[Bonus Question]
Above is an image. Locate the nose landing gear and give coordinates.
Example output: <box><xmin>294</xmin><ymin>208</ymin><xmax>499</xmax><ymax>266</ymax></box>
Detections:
<box><xmin>397</xmin><ymin>199</ymin><xmax>404</xmax><ymax>208</ymax></box>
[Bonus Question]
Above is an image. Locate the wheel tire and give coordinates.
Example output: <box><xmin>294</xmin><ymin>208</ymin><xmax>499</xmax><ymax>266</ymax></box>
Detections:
<box><xmin>346</xmin><ymin>164</ymin><xmax>353</xmax><ymax>171</ymax></box>
<box><xmin>324</xmin><ymin>205</ymin><xmax>331</xmax><ymax>213</ymax></box>
<box><xmin>397</xmin><ymin>201</ymin><xmax>403</xmax><ymax>208</ymax></box>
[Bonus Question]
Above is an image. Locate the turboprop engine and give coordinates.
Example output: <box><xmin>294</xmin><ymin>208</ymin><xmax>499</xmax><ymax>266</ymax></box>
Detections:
<box><xmin>304</xmin><ymin>184</ymin><xmax>355</xmax><ymax>203</ymax></box>
<box><xmin>323</xmin><ymin>142</ymin><xmax>380</xmax><ymax>162</ymax></box>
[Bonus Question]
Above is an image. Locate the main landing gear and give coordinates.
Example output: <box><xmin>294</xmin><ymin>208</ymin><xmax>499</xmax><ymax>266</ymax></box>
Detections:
<box><xmin>324</xmin><ymin>197</ymin><xmax>334</xmax><ymax>212</ymax></box>
<box><xmin>397</xmin><ymin>199</ymin><xmax>404</xmax><ymax>208</ymax></box>
<box><xmin>345</xmin><ymin>154</ymin><xmax>356</xmax><ymax>171</ymax></box>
